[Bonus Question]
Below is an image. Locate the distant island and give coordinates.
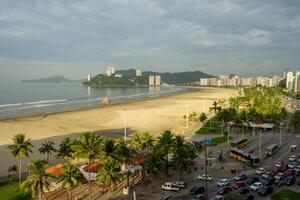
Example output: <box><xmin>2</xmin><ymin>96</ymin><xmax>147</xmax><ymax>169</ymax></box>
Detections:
<box><xmin>22</xmin><ymin>76</ymin><xmax>83</xmax><ymax>83</ymax></box>
<box><xmin>82</xmin><ymin>68</ymin><xmax>214</xmax><ymax>87</ymax></box>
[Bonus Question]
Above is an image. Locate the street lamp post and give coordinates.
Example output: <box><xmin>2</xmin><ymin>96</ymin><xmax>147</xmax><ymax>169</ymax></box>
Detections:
<box><xmin>204</xmin><ymin>136</ymin><xmax>208</xmax><ymax>200</ymax></box>
<box><xmin>227</xmin><ymin>126</ymin><xmax>230</xmax><ymax>150</ymax></box>
<box><xmin>259</xmin><ymin>130</ymin><xmax>262</xmax><ymax>158</ymax></box>
<box><xmin>124</xmin><ymin>109</ymin><xmax>127</xmax><ymax>142</ymax></box>
<box><xmin>186</xmin><ymin>103</ymin><xmax>189</xmax><ymax>132</ymax></box>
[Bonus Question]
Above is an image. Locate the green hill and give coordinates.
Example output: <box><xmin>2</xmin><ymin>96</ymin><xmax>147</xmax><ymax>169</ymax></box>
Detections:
<box><xmin>82</xmin><ymin>69</ymin><xmax>214</xmax><ymax>86</ymax></box>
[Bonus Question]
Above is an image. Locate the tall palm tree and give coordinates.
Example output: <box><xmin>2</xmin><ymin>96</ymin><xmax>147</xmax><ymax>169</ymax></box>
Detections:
<box><xmin>158</xmin><ymin>130</ymin><xmax>175</xmax><ymax>175</ymax></box>
<box><xmin>209</xmin><ymin>101</ymin><xmax>222</xmax><ymax>115</ymax></box>
<box><xmin>75</xmin><ymin>132</ymin><xmax>102</xmax><ymax>200</ymax></box>
<box><xmin>97</xmin><ymin>139</ymin><xmax>121</xmax><ymax>192</ymax></box>
<box><xmin>173</xmin><ymin>135</ymin><xmax>193</xmax><ymax>179</ymax></box>
<box><xmin>56</xmin><ymin>138</ymin><xmax>75</xmax><ymax>161</ymax></box>
<box><xmin>7</xmin><ymin>134</ymin><xmax>34</xmax><ymax>185</ymax></box>
<box><xmin>59</xmin><ymin>162</ymin><xmax>82</xmax><ymax>200</ymax></box>
<box><xmin>141</xmin><ymin>132</ymin><xmax>155</xmax><ymax>153</ymax></box>
<box><xmin>39</xmin><ymin>140</ymin><xmax>56</xmax><ymax>163</ymax></box>
<box><xmin>144</xmin><ymin>147</ymin><xmax>164</xmax><ymax>176</ymax></box>
<box><xmin>22</xmin><ymin>160</ymin><xmax>51</xmax><ymax>200</ymax></box>
<box><xmin>131</xmin><ymin>133</ymin><xmax>144</xmax><ymax>151</ymax></box>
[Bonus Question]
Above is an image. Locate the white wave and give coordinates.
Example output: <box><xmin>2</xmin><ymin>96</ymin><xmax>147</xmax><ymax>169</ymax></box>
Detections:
<box><xmin>0</xmin><ymin>103</ymin><xmax>23</xmax><ymax>108</ymax></box>
<box><xmin>24</xmin><ymin>99</ymin><xmax>68</xmax><ymax>105</ymax></box>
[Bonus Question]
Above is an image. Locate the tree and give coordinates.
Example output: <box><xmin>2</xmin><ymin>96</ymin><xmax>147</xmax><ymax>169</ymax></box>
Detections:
<box><xmin>199</xmin><ymin>112</ymin><xmax>208</xmax><ymax>123</ymax></box>
<box><xmin>39</xmin><ymin>140</ymin><xmax>56</xmax><ymax>163</ymax></box>
<box><xmin>8</xmin><ymin>165</ymin><xmax>18</xmax><ymax>182</ymax></box>
<box><xmin>158</xmin><ymin>130</ymin><xmax>175</xmax><ymax>175</ymax></box>
<box><xmin>291</xmin><ymin>111</ymin><xmax>300</xmax><ymax>133</ymax></box>
<box><xmin>144</xmin><ymin>147</ymin><xmax>164</xmax><ymax>176</ymax></box>
<box><xmin>131</xmin><ymin>133</ymin><xmax>144</xmax><ymax>151</ymax></box>
<box><xmin>56</xmin><ymin>138</ymin><xmax>75</xmax><ymax>161</ymax></box>
<box><xmin>59</xmin><ymin>162</ymin><xmax>82</xmax><ymax>200</ymax></box>
<box><xmin>75</xmin><ymin>132</ymin><xmax>102</xmax><ymax>200</ymax></box>
<box><xmin>141</xmin><ymin>132</ymin><xmax>155</xmax><ymax>154</ymax></box>
<box><xmin>172</xmin><ymin>135</ymin><xmax>193</xmax><ymax>179</ymax></box>
<box><xmin>7</xmin><ymin>134</ymin><xmax>34</xmax><ymax>186</ymax></box>
<box><xmin>209</xmin><ymin>101</ymin><xmax>222</xmax><ymax>115</ymax></box>
<box><xmin>22</xmin><ymin>160</ymin><xmax>51</xmax><ymax>200</ymax></box>
<box><xmin>97</xmin><ymin>139</ymin><xmax>121</xmax><ymax>192</ymax></box>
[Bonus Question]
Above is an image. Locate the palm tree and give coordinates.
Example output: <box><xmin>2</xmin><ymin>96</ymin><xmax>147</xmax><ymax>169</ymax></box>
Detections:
<box><xmin>39</xmin><ymin>140</ymin><xmax>56</xmax><ymax>163</ymax></box>
<box><xmin>56</xmin><ymin>138</ymin><xmax>75</xmax><ymax>161</ymax></box>
<box><xmin>75</xmin><ymin>132</ymin><xmax>102</xmax><ymax>200</ymax></box>
<box><xmin>144</xmin><ymin>147</ymin><xmax>164</xmax><ymax>176</ymax></box>
<box><xmin>97</xmin><ymin>139</ymin><xmax>121</xmax><ymax>192</ymax></box>
<box><xmin>173</xmin><ymin>135</ymin><xmax>193</xmax><ymax>179</ymax></box>
<box><xmin>59</xmin><ymin>162</ymin><xmax>82</xmax><ymax>200</ymax></box>
<box><xmin>141</xmin><ymin>132</ymin><xmax>155</xmax><ymax>153</ymax></box>
<box><xmin>199</xmin><ymin>112</ymin><xmax>208</xmax><ymax>123</ymax></box>
<box><xmin>22</xmin><ymin>160</ymin><xmax>51</xmax><ymax>200</ymax></box>
<box><xmin>131</xmin><ymin>133</ymin><xmax>144</xmax><ymax>151</ymax></box>
<box><xmin>8</xmin><ymin>165</ymin><xmax>18</xmax><ymax>182</ymax></box>
<box><xmin>7</xmin><ymin>134</ymin><xmax>34</xmax><ymax>185</ymax></box>
<box><xmin>209</xmin><ymin>101</ymin><xmax>222</xmax><ymax>115</ymax></box>
<box><xmin>158</xmin><ymin>130</ymin><xmax>175</xmax><ymax>175</ymax></box>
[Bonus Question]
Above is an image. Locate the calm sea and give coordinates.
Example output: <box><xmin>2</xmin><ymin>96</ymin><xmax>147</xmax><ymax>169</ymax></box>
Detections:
<box><xmin>0</xmin><ymin>82</ymin><xmax>187</xmax><ymax>119</ymax></box>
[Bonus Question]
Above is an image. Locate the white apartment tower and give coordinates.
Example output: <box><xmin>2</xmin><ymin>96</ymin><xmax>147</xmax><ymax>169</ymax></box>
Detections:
<box><xmin>286</xmin><ymin>71</ymin><xmax>294</xmax><ymax>91</ymax></box>
<box><xmin>136</xmin><ymin>69</ymin><xmax>142</xmax><ymax>76</ymax></box>
<box><xmin>149</xmin><ymin>75</ymin><xmax>155</xmax><ymax>86</ymax></box>
<box><xmin>149</xmin><ymin>75</ymin><xmax>161</xmax><ymax>86</ymax></box>
<box><xmin>155</xmin><ymin>75</ymin><xmax>161</xmax><ymax>86</ymax></box>
<box><xmin>88</xmin><ymin>74</ymin><xmax>91</xmax><ymax>81</ymax></box>
<box><xmin>106</xmin><ymin>66</ymin><xmax>116</xmax><ymax>77</ymax></box>
<box><xmin>294</xmin><ymin>71</ymin><xmax>300</xmax><ymax>92</ymax></box>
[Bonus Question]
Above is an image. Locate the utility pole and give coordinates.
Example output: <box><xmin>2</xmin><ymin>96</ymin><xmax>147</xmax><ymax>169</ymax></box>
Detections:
<box><xmin>124</xmin><ymin>109</ymin><xmax>127</xmax><ymax>142</ymax></box>
<box><xmin>227</xmin><ymin>126</ymin><xmax>230</xmax><ymax>150</ymax></box>
<box><xmin>279</xmin><ymin>121</ymin><xmax>282</xmax><ymax>145</ymax></box>
<box><xmin>242</xmin><ymin>121</ymin><xmax>244</xmax><ymax>139</ymax></box>
<box><xmin>203</xmin><ymin>97</ymin><xmax>205</xmax><ymax>112</ymax></box>
<box><xmin>204</xmin><ymin>136</ymin><xmax>208</xmax><ymax>200</ymax></box>
<box><xmin>186</xmin><ymin>103</ymin><xmax>189</xmax><ymax>132</ymax></box>
<box><xmin>259</xmin><ymin>130</ymin><xmax>262</xmax><ymax>158</ymax></box>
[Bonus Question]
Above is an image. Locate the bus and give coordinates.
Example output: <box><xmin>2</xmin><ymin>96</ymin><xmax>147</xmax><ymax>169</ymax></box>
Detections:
<box><xmin>231</xmin><ymin>138</ymin><xmax>248</xmax><ymax>148</ymax></box>
<box><xmin>265</xmin><ymin>144</ymin><xmax>279</xmax><ymax>157</ymax></box>
<box><xmin>229</xmin><ymin>148</ymin><xmax>260</xmax><ymax>167</ymax></box>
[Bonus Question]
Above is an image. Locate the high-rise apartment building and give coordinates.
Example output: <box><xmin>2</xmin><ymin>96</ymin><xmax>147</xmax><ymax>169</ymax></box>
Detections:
<box><xmin>155</xmin><ymin>75</ymin><xmax>161</xmax><ymax>86</ymax></box>
<box><xmin>294</xmin><ymin>71</ymin><xmax>300</xmax><ymax>92</ymax></box>
<box><xmin>286</xmin><ymin>71</ymin><xmax>294</xmax><ymax>91</ymax></box>
<box><xmin>106</xmin><ymin>66</ymin><xmax>116</xmax><ymax>77</ymax></box>
<box><xmin>149</xmin><ymin>75</ymin><xmax>155</xmax><ymax>86</ymax></box>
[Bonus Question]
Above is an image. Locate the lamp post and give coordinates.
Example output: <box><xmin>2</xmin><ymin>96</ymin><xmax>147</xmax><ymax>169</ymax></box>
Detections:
<box><xmin>124</xmin><ymin>109</ymin><xmax>127</xmax><ymax>142</ymax></box>
<box><xmin>259</xmin><ymin>130</ymin><xmax>262</xmax><ymax>158</ymax></box>
<box><xmin>186</xmin><ymin>103</ymin><xmax>189</xmax><ymax>132</ymax></box>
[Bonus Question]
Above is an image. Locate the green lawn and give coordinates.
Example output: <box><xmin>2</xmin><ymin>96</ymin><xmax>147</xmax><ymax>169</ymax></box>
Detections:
<box><xmin>209</xmin><ymin>135</ymin><xmax>232</xmax><ymax>146</ymax></box>
<box><xmin>0</xmin><ymin>181</ymin><xmax>31</xmax><ymax>200</ymax></box>
<box><xmin>271</xmin><ymin>189</ymin><xmax>300</xmax><ymax>200</ymax></box>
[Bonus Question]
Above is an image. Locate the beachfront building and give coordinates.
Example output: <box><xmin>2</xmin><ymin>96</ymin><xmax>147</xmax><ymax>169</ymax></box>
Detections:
<box><xmin>155</xmin><ymin>75</ymin><xmax>161</xmax><ymax>86</ymax></box>
<box><xmin>149</xmin><ymin>75</ymin><xmax>155</xmax><ymax>86</ymax></box>
<box><xmin>106</xmin><ymin>66</ymin><xmax>116</xmax><ymax>77</ymax></box>
<box><xmin>295</xmin><ymin>71</ymin><xmax>300</xmax><ymax>92</ymax></box>
<box><xmin>136</xmin><ymin>69</ymin><xmax>142</xmax><ymax>76</ymax></box>
<box><xmin>286</xmin><ymin>70</ymin><xmax>294</xmax><ymax>91</ymax></box>
<box><xmin>88</xmin><ymin>74</ymin><xmax>91</xmax><ymax>81</ymax></box>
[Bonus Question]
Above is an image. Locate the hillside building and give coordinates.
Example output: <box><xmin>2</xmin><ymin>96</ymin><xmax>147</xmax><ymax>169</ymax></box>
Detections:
<box><xmin>136</xmin><ymin>69</ymin><xmax>142</xmax><ymax>76</ymax></box>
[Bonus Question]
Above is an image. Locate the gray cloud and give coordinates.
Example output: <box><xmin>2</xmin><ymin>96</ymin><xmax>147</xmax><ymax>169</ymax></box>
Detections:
<box><xmin>0</xmin><ymin>0</ymin><xmax>300</xmax><ymax>81</ymax></box>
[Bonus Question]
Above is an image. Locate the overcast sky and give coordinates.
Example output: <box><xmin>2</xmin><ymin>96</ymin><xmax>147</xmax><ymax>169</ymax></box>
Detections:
<box><xmin>1</xmin><ymin>0</ymin><xmax>300</xmax><ymax>82</ymax></box>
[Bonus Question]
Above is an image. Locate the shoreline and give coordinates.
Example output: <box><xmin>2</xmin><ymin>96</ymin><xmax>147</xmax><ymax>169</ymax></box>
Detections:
<box><xmin>0</xmin><ymin>86</ymin><xmax>195</xmax><ymax>121</ymax></box>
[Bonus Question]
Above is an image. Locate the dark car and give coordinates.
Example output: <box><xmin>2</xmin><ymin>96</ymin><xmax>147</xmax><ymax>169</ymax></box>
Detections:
<box><xmin>192</xmin><ymin>195</ymin><xmax>205</xmax><ymax>200</ymax></box>
<box><xmin>237</xmin><ymin>188</ymin><xmax>250</xmax><ymax>194</ymax></box>
<box><xmin>278</xmin><ymin>176</ymin><xmax>296</xmax><ymax>187</ymax></box>
<box><xmin>217</xmin><ymin>186</ymin><xmax>232</xmax><ymax>195</ymax></box>
<box><xmin>190</xmin><ymin>186</ymin><xmax>205</xmax><ymax>195</ymax></box>
<box><xmin>245</xmin><ymin>194</ymin><xmax>254</xmax><ymax>200</ymax></box>
<box><xmin>160</xmin><ymin>195</ymin><xmax>174</xmax><ymax>200</ymax></box>
<box><xmin>247</xmin><ymin>177</ymin><xmax>259</xmax><ymax>185</ymax></box>
<box><xmin>262</xmin><ymin>176</ymin><xmax>274</xmax><ymax>186</ymax></box>
<box><xmin>234</xmin><ymin>173</ymin><xmax>247</xmax><ymax>181</ymax></box>
<box><xmin>258</xmin><ymin>186</ymin><xmax>273</xmax><ymax>196</ymax></box>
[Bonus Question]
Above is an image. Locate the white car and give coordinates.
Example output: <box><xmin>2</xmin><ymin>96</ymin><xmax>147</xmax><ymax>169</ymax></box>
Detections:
<box><xmin>274</xmin><ymin>161</ymin><xmax>283</xmax><ymax>168</ymax></box>
<box><xmin>210</xmin><ymin>195</ymin><xmax>225</xmax><ymax>200</ymax></box>
<box><xmin>197</xmin><ymin>174</ymin><xmax>213</xmax><ymax>181</ymax></box>
<box><xmin>289</xmin><ymin>155</ymin><xmax>297</xmax><ymax>162</ymax></box>
<box><xmin>256</xmin><ymin>167</ymin><xmax>266</xmax><ymax>175</ymax></box>
<box><xmin>161</xmin><ymin>182</ymin><xmax>180</xmax><ymax>191</ymax></box>
<box><xmin>171</xmin><ymin>181</ymin><xmax>186</xmax><ymax>188</ymax></box>
<box><xmin>250</xmin><ymin>182</ymin><xmax>263</xmax><ymax>191</ymax></box>
<box><xmin>217</xmin><ymin>179</ymin><xmax>229</xmax><ymax>187</ymax></box>
<box><xmin>288</xmin><ymin>162</ymin><xmax>296</xmax><ymax>169</ymax></box>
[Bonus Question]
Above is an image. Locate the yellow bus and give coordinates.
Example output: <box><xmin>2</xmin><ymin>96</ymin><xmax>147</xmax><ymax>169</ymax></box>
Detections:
<box><xmin>265</xmin><ymin>144</ymin><xmax>279</xmax><ymax>157</ymax></box>
<box><xmin>229</xmin><ymin>148</ymin><xmax>260</xmax><ymax>167</ymax></box>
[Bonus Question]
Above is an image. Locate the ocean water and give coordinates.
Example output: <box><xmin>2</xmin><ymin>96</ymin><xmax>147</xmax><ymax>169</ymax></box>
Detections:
<box><xmin>0</xmin><ymin>82</ymin><xmax>187</xmax><ymax>119</ymax></box>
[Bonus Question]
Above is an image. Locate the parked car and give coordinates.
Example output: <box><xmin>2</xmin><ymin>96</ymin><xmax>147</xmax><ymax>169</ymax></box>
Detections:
<box><xmin>247</xmin><ymin>176</ymin><xmax>260</xmax><ymax>185</ymax></box>
<box><xmin>217</xmin><ymin>179</ymin><xmax>230</xmax><ymax>187</ymax></box>
<box><xmin>192</xmin><ymin>195</ymin><xmax>205</xmax><ymax>200</ymax></box>
<box><xmin>190</xmin><ymin>186</ymin><xmax>205</xmax><ymax>195</ymax></box>
<box><xmin>232</xmin><ymin>181</ymin><xmax>246</xmax><ymax>190</ymax></box>
<box><xmin>160</xmin><ymin>195</ymin><xmax>174</xmax><ymax>200</ymax></box>
<box><xmin>288</xmin><ymin>162</ymin><xmax>296</xmax><ymax>169</ymax></box>
<box><xmin>244</xmin><ymin>194</ymin><xmax>254</xmax><ymax>200</ymax></box>
<box><xmin>234</xmin><ymin>173</ymin><xmax>247</xmax><ymax>181</ymax></box>
<box><xmin>171</xmin><ymin>181</ymin><xmax>186</xmax><ymax>188</ymax></box>
<box><xmin>210</xmin><ymin>195</ymin><xmax>225</xmax><ymax>200</ymax></box>
<box><xmin>162</xmin><ymin>182</ymin><xmax>180</xmax><ymax>191</ymax></box>
<box><xmin>262</xmin><ymin>171</ymin><xmax>274</xmax><ymax>179</ymax></box>
<box><xmin>289</xmin><ymin>155</ymin><xmax>297</xmax><ymax>162</ymax></box>
<box><xmin>275</xmin><ymin>172</ymin><xmax>286</xmax><ymax>182</ymax></box>
<box><xmin>250</xmin><ymin>182</ymin><xmax>263</xmax><ymax>191</ymax></box>
<box><xmin>217</xmin><ymin>186</ymin><xmax>232</xmax><ymax>195</ymax></box>
<box><xmin>236</xmin><ymin>188</ymin><xmax>250</xmax><ymax>194</ymax></box>
<box><xmin>258</xmin><ymin>186</ymin><xmax>273</xmax><ymax>196</ymax></box>
<box><xmin>262</xmin><ymin>176</ymin><xmax>274</xmax><ymax>186</ymax></box>
<box><xmin>284</xmin><ymin>169</ymin><xmax>295</xmax><ymax>176</ymax></box>
<box><xmin>295</xmin><ymin>165</ymin><xmax>300</xmax><ymax>175</ymax></box>
<box><xmin>274</xmin><ymin>161</ymin><xmax>284</xmax><ymax>168</ymax></box>
<box><xmin>256</xmin><ymin>167</ymin><xmax>266</xmax><ymax>175</ymax></box>
<box><xmin>197</xmin><ymin>174</ymin><xmax>213</xmax><ymax>181</ymax></box>
<box><xmin>284</xmin><ymin>176</ymin><xmax>295</xmax><ymax>186</ymax></box>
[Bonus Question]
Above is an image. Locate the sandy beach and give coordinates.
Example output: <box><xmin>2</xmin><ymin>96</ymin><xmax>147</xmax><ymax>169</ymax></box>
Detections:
<box><xmin>0</xmin><ymin>87</ymin><xmax>237</xmax><ymax>180</ymax></box>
